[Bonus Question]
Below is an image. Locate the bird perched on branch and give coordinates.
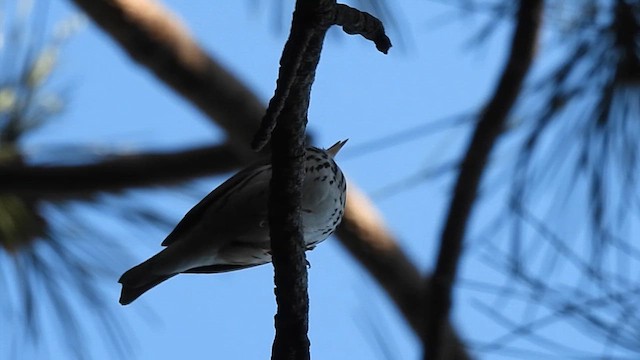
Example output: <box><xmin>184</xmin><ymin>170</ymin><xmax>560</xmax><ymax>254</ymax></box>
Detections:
<box><xmin>119</xmin><ymin>140</ymin><xmax>348</xmax><ymax>305</ymax></box>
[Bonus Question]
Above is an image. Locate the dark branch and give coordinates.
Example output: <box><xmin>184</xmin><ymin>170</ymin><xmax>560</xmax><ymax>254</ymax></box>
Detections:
<box><xmin>252</xmin><ymin>1</ymin><xmax>391</xmax><ymax>150</ymax></box>
<box><xmin>334</xmin><ymin>4</ymin><xmax>392</xmax><ymax>54</ymax></box>
<box><xmin>263</xmin><ymin>1</ymin><xmax>393</xmax><ymax>358</ymax></box>
<box><xmin>267</xmin><ymin>1</ymin><xmax>334</xmax><ymax>358</ymax></box>
<box><xmin>425</xmin><ymin>1</ymin><xmax>543</xmax><ymax>359</ymax></box>
<box><xmin>0</xmin><ymin>145</ymin><xmax>242</xmax><ymax>197</ymax></box>
<box><xmin>251</xmin><ymin>18</ymin><xmax>315</xmax><ymax>151</ymax></box>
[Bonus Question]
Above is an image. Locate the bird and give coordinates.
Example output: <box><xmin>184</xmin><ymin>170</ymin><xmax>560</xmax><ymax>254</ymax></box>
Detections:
<box><xmin>118</xmin><ymin>140</ymin><xmax>348</xmax><ymax>305</ymax></box>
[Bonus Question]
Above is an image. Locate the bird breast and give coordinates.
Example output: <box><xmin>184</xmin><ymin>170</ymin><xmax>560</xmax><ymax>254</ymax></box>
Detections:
<box><xmin>300</xmin><ymin>150</ymin><xmax>346</xmax><ymax>246</ymax></box>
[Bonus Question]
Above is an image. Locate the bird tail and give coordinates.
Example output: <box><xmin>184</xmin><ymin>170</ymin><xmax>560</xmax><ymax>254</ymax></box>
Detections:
<box><xmin>118</xmin><ymin>260</ymin><xmax>176</xmax><ymax>305</ymax></box>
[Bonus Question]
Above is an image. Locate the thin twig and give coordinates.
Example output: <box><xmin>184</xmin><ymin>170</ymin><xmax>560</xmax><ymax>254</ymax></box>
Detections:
<box><xmin>251</xmin><ymin>20</ymin><xmax>315</xmax><ymax>151</ymax></box>
<box><xmin>334</xmin><ymin>4</ymin><xmax>392</xmax><ymax>54</ymax></box>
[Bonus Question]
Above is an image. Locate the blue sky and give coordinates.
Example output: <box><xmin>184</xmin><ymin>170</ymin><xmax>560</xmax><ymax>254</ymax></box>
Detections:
<box><xmin>8</xmin><ymin>0</ymin><xmax>623</xmax><ymax>359</ymax></box>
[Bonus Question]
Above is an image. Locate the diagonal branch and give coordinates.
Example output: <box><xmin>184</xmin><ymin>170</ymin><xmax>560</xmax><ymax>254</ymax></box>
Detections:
<box><xmin>337</xmin><ymin>184</ymin><xmax>470</xmax><ymax>359</ymax></box>
<box><xmin>70</xmin><ymin>0</ymin><xmax>264</xmax><ymax>158</ymax></box>
<box><xmin>425</xmin><ymin>1</ymin><xmax>543</xmax><ymax>359</ymax></box>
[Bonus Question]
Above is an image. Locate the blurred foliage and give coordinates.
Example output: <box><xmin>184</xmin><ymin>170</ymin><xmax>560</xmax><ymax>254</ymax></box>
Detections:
<box><xmin>440</xmin><ymin>0</ymin><xmax>640</xmax><ymax>357</ymax></box>
<box><xmin>0</xmin><ymin>194</ymin><xmax>45</xmax><ymax>252</ymax></box>
<box><xmin>0</xmin><ymin>0</ymin><xmax>81</xmax><ymax>251</ymax></box>
<box><xmin>0</xmin><ymin>1</ymin><xmax>154</xmax><ymax>359</ymax></box>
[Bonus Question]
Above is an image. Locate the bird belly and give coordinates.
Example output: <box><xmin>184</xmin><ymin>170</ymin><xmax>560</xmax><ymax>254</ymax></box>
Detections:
<box><xmin>216</xmin><ymin>242</ymin><xmax>272</xmax><ymax>265</ymax></box>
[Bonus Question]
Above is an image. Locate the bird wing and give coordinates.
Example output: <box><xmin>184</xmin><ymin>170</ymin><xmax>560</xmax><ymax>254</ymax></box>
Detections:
<box><xmin>161</xmin><ymin>158</ymin><xmax>272</xmax><ymax>247</ymax></box>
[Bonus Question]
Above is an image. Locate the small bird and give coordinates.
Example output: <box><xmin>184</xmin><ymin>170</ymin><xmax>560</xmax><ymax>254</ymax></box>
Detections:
<box><xmin>119</xmin><ymin>140</ymin><xmax>348</xmax><ymax>305</ymax></box>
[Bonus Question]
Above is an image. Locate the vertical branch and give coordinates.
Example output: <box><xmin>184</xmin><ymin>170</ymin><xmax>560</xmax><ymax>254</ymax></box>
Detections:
<box><xmin>425</xmin><ymin>1</ymin><xmax>543</xmax><ymax>359</ymax></box>
<box><xmin>267</xmin><ymin>2</ymin><xmax>333</xmax><ymax>359</ymax></box>
<box><xmin>262</xmin><ymin>2</ymin><xmax>390</xmax><ymax>358</ymax></box>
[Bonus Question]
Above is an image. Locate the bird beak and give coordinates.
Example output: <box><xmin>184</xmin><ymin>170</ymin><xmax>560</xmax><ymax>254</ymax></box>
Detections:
<box><xmin>326</xmin><ymin>139</ymin><xmax>348</xmax><ymax>157</ymax></box>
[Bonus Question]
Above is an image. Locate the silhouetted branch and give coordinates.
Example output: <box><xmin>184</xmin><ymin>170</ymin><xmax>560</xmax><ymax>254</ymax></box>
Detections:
<box><xmin>266</xmin><ymin>2</ymin><xmax>329</xmax><ymax>358</ymax></box>
<box><xmin>0</xmin><ymin>144</ymin><xmax>242</xmax><ymax>197</ymax></box>
<box><xmin>334</xmin><ymin>4</ymin><xmax>391</xmax><ymax>53</ymax></box>
<box><xmin>251</xmin><ymin>7</ymin><xmax>317</xmax><ymax>151</ymax></box>
<box><xmin>252</xmin><ymin>1</ymin><xmax>390</xmax><ymax>151</ymax></box>
<box><xmin>263</xmin><ymin>1</ymin><xmax>390</xmax><ymax>358</ymax></box>
<box><xmin>425</xmin><ymin>1</ymin><xmax>543</xmax><ymax>359</ymax></box>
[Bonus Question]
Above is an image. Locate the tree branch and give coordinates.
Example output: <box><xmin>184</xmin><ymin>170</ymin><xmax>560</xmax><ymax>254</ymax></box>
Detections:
<box><xmin>425</xmin><ymin>1</ymin><xmax>543</xmax><ymax>359</ymax></box>
<box><xmin>264</xmin><ymin>1</ymin><xmax>390</xmax><ymax>357</ymax></box>
<box><xmin>0</xmin><ymin>144</ymin><xmax>242</xmax><ymax>197</ymax></box>
<box><xmin>252</xmin><ymin>2</ymin><xmax>390</xmax><ymax>151</ymax></box>
<box><xmin>266</xmin><ymin>2</ymin><xmax>331</xmax><ymax>358</ymax></box>
<box><xmin>334</xmin><ymin>4</ymin><xmax>391</xmax><ymax>54</ymax></box>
